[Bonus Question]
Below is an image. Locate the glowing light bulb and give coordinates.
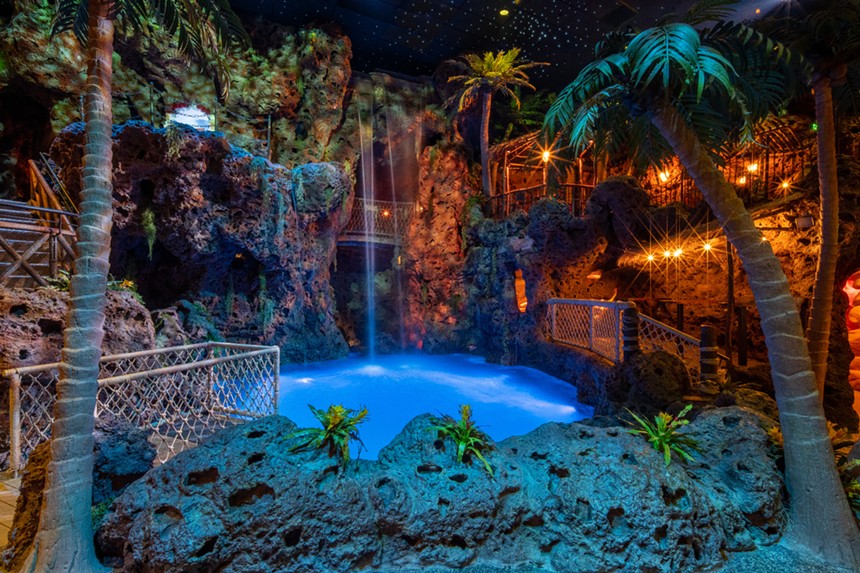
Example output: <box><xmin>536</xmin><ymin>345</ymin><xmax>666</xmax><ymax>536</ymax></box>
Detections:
<box><xmin>755</xmin><ymin>8</ymin><xmax>761</xmax><ymax>14</ymax></box>
<box><xmin>382</xmin><ymin>210</ymin><xmax>390</xmax><ymax>217</ymax></box>
<box><xmin>658</xmin><ymin>171</ymin><xmax>669</xmax><ymax>183</ymax></box>
<box><xmin>703</xmin><ymin>242</ymin><xmax>712</xmax><ymax>252</ymax></box>
<box><xmin>761</xmin><ymin>236</ymin><xmax>768</xmax><ymax>242</ymax></box>
<box><xmin>500</xmin><ymin>8</ymin><xmax>510</xmax><ymax>15</ymax></box>
<box><xmin>781</xmin><ymin>181</ymin><xmax>790</xmax><ymax>189</ymax></box>
<box><xmin>663</xmin><ymin>250</ymin><xmax>672</xmax><ymax>259</ymax></box>
<box><xmin>647</xmin><ymin>253</ymin><xmax>655</xmax><ymax>262</ymax></box>
<box><xmin>747</xmin><ymin>163</ymin><xmax>758</xmax><ymax>173</ymax></box>
<box><xmin>673</xmin><ymin>248</ymin><xmax>683</xmax><ymax>258</ymax></box>
<box><xmin>738</xmin><ymin>176</ymin><xmax>747</xmax><ymax>185</ymax></box>
<box><xmin>542</xmin><ymin>150</ymin><xmax>551</xmax><ymax>162</ymax></box>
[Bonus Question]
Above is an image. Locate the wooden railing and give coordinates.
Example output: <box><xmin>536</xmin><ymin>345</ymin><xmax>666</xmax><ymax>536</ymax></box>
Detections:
<box><xmin>489</xmin><ymin>183</ymin><xmax>594</xmax><ymax>218</ymax></box>
<box><xmin>0</xmin><ymin>199</ymin><xmax>78</xmax><ymax>288</ymax></box>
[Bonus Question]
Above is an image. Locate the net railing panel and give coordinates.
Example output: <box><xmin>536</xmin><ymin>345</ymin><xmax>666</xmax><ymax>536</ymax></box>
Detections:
<box><xmin>340</xmin><ymin>198</ymin><xmax>415</xmax><ymax>244</ymax></box>
<box><xmin>547</xmin><ymin>299</ymin><xmax>630</xmax><ymax>363</ymax></box>
<box><xmin>4</xmin><ymin>342</ymin><xmax>279</xmax><ymax>470</ymax></box>
<box><xmin>638</xmin><ymin>314</ymin><xmax>701</xmax><ymax>382</ymax></box>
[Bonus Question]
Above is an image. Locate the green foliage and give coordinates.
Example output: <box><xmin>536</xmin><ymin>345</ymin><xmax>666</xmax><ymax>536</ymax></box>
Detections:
<box><xmin>841</xmin><ymin>460</ymin><xmax>860</xmax><ymax>521</ymax></box>
<box><xmin>431</xmin><ymin>404</ymin><xmax>494</xmax><ymax>476</ymax></box>
<box><xmin>141</xmin><ymin>207</ymin><xmax>156</xmax><ymax>259</ymax></box>
<box><xmin>494</xmin><ymin>88</ymin><xmax>556</xmax><ymax>142</ymax></box>
<box><xmin>47</xmin><ymin>272</ymin><xmax>144</xmax><ymax>305</ymax></box>
<box><xmin>544</xmin><ymin>16</ymin><xmax>797</xmax><ymax>172</ymax></box>
<box><xmin>107</xmin><ymin>277</ymin><xmax>144</xmax><ymax>305</ymax></box>
<box><xmin>53</xmin><ymin>0</ymin><xmax>249</xmax><ymax>100</ymax></box>
<box><xmin>626</xmin><ymin>404</ymin><xmax>697</xmax><ymax>467</ymax></box>
<box><xmin>257</xmin><ymin>272</ymin><xmax>275</xmax><ymax>328</ymax></box>
<box><xmin>289</xmin><ymin>404</ymin><xmax>369</xmax><ymax>465</ymax></box>
<box><xmin>224</xmin><ymin>275</ymin><xmax>235</xmax><ymax>315</ymax></box>
<box><xmin>91</xmin><ymin>498</ymin><xmax>114</xmax><ymax>529</ymax></box>
<box><xmin>165</xmin><ymin>122</ymin><xmax>183</xmax><ymax>160</ymax></box>
<box><xmin>445</xmin><ymin>48</ymin><xmax>548</xmax><ymax>112</ymax></box>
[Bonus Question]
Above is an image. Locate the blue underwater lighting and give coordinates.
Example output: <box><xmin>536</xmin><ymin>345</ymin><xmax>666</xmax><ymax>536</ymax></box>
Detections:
<box><xmin>278</xmin><ymin>353</ymin><xmax>591</xmax><ymax>459</ymax></box>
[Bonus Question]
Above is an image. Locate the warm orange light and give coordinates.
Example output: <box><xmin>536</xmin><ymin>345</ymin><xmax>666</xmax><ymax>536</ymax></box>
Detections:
<box><xmin>673</xmin><ymin>248</ymin><xmax>683</xmax><ymax>258</ymax></box>
<box><xmin>500</xmin><ymin>8</ymin><xmax>510</xmax><ymax>16</ymax></box>
<box><xmin>663</xmin><ymin>250</ymin><xmax>672</xmax><ymax>259</ymax></box>
<box><xmin>703</xmin><ymin>242</ymin><xmax>712</xmax><ymax>252</ymax></box>
<box><xmin>382</xmin><ymin>209</ymin><xmax>390</xmax><ymax>217</ymax></box>
<box><xmin>781</xmin><ymin>181</ymin><xmax>790</xmax><ymax>189</ymax></box>
<box><xmin>755</xmin><ymin>8</ymin><xmax>761</xmax><ymax>14</ymax></box>
<box><xmin>738</xmin><ymin>176</ymin><xmax>747</xmax><ymax>185</ymax></box>
<box><xmin>747</xmin><ymin>163</ymin><xmax>759</xmax><ymax>173</ymax></box>
<box><xmin>541</xmin><ymin>150</ymin><xmax>551</xmax><ymax>163</ymax></box>
<box><xmin>646</xmin><ymin>253</ymin><xmax>655</xmax><ymax>262</ymax></box>
<box><xmin>658</xmin><ymin>171</ymin><xmax>669</xmax><ymax>183</ymax></box>
<box><xmin>514</xmin><ymin>269</ymin><xmax>528</xmax><ymax>312</ymax></box>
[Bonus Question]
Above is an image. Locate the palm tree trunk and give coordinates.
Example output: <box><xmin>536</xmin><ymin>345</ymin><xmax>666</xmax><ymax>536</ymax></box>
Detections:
<box><xmin>806</xmin><ymin>74</ymin><xmax>839</xmax><ymax>397</ymax></box>
<box><xmin>651</xmin><ymin>105</ymin><xmax>860</xmax><ymax>569</ymax></box>
<box><xmin>480</xmin><ymin>89</ymin><xmax>492</xmax><ymax>199</ymax></box>
<box><xmin>20</xmin><ymin>1</ymin><xmax>114</xmax><ymax>571</ymax></box>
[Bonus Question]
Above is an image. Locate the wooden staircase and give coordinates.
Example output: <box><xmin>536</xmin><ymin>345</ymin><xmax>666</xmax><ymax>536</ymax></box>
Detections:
<box><xmin>0</xmin><ymin>159</ymin><xmax>78</xmax><ymax>289</ymax></box>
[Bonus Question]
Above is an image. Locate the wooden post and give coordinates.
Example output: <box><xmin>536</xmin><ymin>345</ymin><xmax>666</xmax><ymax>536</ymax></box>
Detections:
<box><xmin>699</xmin><ymin>325</ymin><xmax>720</xmax><ymax>394</ymax></box>
<box><xmin>621</xmin><ymin>304</ymin><xmax>640</xmax><ymax>361</ymax></box>
<box><xmin>726</xmin><ymin>245</ymin><xmax>735</xmax><ymax>365</ymax></box>
<box><xmin>676</xmin><ymin>302</ymin><xmax>684</xmax><ymax>332</ymax></box>
<box><xmin>9</xmin><ymin>373</ymin><xmax>21</xmax><ymax>476</ymax></box>
<box><xmin>738</xmin><ymin>306</ymin><xmax>748</xmax><ymax>367</ymax></box>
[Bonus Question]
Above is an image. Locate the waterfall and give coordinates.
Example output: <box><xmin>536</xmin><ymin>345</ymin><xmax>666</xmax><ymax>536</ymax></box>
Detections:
<box><xmin>357</xmin><ymin>94</ymin><xmax>376</xmax><ymax>359</ymax></box>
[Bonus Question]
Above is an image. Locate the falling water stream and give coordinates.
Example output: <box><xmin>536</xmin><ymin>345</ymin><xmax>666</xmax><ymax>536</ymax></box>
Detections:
<box><xmin>357</xmin><ymin>96</ymin><xmax>377</xmax><ymax>359</ymax></box>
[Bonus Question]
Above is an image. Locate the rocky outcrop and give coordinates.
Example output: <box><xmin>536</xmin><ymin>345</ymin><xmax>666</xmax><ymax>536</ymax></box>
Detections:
<box><xmin>96</xmin><ymin>407</ymin><xmax>783</xmax><ymax>572</ymax></box>
<box><xmin>0</xmin><ymin>287</ymin><xmax>155</xmax><ymax>371</ymax></box>
<box><xmin>49</xmin><ymin>122</ymin><xmax>351</xmax><ymax>362</ymax></box>
<box><xmin>402</xmin><ymin>144</ymin><xmax>472</xmax><ymax>352</ymax></box>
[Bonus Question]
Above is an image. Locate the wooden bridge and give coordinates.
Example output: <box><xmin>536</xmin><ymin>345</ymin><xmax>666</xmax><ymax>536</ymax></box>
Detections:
<box><xmin>0</xmin><ymin>158</ymin><xmax>78</xmax><ymax>288</ymax></box>
<box><xmin>338</xmin><ymin>198</ymin><xmax>416</xmax><ymax>246</ymax></box>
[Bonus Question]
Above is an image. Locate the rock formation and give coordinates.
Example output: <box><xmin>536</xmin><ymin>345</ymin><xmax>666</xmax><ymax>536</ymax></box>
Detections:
<box><xmin>95</xmin><ymin>406</ymin><xmax>783</xmax><ymax>572</ymax></box>
<box><xmin>50</xmin><ymin>122</ymin><xmax>352</xmax><ymax>362</ymax></box>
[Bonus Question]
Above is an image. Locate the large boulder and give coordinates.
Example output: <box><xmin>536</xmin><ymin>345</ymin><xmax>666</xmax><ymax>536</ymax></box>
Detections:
<box><xmin>49</xmin><ymin>122</ymin><xmax>351</xmax><ymax>363</ymax></box>
<box><xmin>96</xmin><ymin>407</ymin><xmax>783</xmax><ymax>572</ymax></box>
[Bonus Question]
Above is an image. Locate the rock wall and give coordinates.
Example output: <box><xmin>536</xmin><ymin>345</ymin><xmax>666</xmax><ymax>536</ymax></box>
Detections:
<box><xmin>94</xmin><ymin>407</ymin><xmax>784</xmax><ymax>572</ymax></box>
<box><xmin>50</xmin><ymin>122</ymin><xmax>351</xmax><ymax>362</ymax></box>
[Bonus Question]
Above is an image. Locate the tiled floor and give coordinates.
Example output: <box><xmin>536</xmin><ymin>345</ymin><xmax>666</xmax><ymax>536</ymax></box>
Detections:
<box><xmin>0</xmin><ymin>478</ymin><xmax>20</xmax><ymax>545</ymax></box>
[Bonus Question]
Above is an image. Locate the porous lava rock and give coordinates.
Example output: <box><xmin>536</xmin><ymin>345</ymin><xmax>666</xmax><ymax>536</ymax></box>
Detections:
<box><xmin>49</xmin><ymin>122</ymin><xmax>351</xmax><ymax>362</ymax></box>
<box><xmin>0</xmin><ymin>287</ymin><xmax>155</xmax><ymax>371</ymax></box>
<box><xmin>403</xmin><ymin>144</ymin><xmax>472</xmax><ymax>352</ymax></box>
<box><xmin>96</xmin><ymin>407</ymin><xmax>783</xmax><ymax>573</ymax></box>
<box><xmin>620</xmin><ymin>350</ymin><xmax>692</xmax><ymax>412</ymax></box>
<box><xmin>92</xmin><ymin>416</ymin><xmax>158</xmax><ymax>505</ymax></box>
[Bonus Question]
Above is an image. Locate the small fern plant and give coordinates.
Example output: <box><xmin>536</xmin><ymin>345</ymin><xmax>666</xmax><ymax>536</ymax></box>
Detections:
<box><xmin>431</xmin><ymin>404</ymin><xmax>494</xmax><ymax>476</ymax></box>
<box><xmin>626</xmin><ymin>404</ymin><xmax>697</xmax><ymax>467</ymax></box>
<box><xmin>289</xmin><ymin>404</ymin><xmax>368</xmax><ymax>465</ymax></box>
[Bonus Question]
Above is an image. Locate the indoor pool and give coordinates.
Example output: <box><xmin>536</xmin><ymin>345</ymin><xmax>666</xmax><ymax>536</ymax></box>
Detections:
<box><xmin>278</xmin><ymin>353</ymin><xmax>592</xmax><ymax>459</ymax></box>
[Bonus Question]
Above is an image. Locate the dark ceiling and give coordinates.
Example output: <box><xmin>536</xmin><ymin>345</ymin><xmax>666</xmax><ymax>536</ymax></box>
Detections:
<box><xmin>229</xmin><ymin>0</ymin><xmax>733</xmax><ymax>91</ymax></box>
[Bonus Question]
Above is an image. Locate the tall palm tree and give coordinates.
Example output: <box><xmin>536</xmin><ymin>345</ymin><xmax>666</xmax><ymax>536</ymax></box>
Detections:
<box><xmin>545</xmin><ymin>20</ymin><xmax>860</xmax><ymax>568</ymax></box>
<box><xmin>12</xmin><ymin>1</ymin><xmax>245</xmax><ymax>571</ymax></box>
<box><xmin>446</xmin><ymin>48</ymin><xmax>547</xmax><ymax>199</ymax></box>
<box><xmin>760</xmin><ymin>0</ymin><xmax>860</xmax><ymax>396</ymax></box>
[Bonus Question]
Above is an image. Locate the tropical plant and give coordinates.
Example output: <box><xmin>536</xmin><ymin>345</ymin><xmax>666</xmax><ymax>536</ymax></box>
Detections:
<box><xmin>544</xmin><ymin>16</ymin><xmax>860</xmax><ymax>565</ymax></box>
<box><xmin>626</xmin><ymin>404</ymin><xmax>697</xmax><ymax>466</ymax></box>
<box><xmin>445</xmin><ymin>48</ymin><xmax>547</xmax><ymax>199</ymax></box>
<box><xmin>289</xmin><ymin>404</ymin><xmax>369</xmax><ymax>465</ymax></box>
<box><xmin>431</xmin><ymin>404</ymin><xmax>494</xmax><ymax>476</ymax></box>
<box><xmin>141</xmin><ymin>206</ymin><xmax>156</xmax><ymax>259</ymax></box>
<box><xmin>9</xmin><ymin>1</ymin><xmax>247</xmax><ymax>571</ymax></box>
<box><xmin>757</xmin><ymin>0</ymin><xmax>860</xmax><ymax>396</ymax></box>
<box><xmin>494</xmin><ymin>88</ymin><xmax>556</xmax><ymax>142</ymax></box>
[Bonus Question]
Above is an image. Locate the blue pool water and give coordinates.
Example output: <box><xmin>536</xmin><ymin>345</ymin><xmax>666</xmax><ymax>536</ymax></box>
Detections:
<box><xmin>278</xmin><ymin>353</ymin><xmax>592</xmax><ymax>459</ymax></box>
